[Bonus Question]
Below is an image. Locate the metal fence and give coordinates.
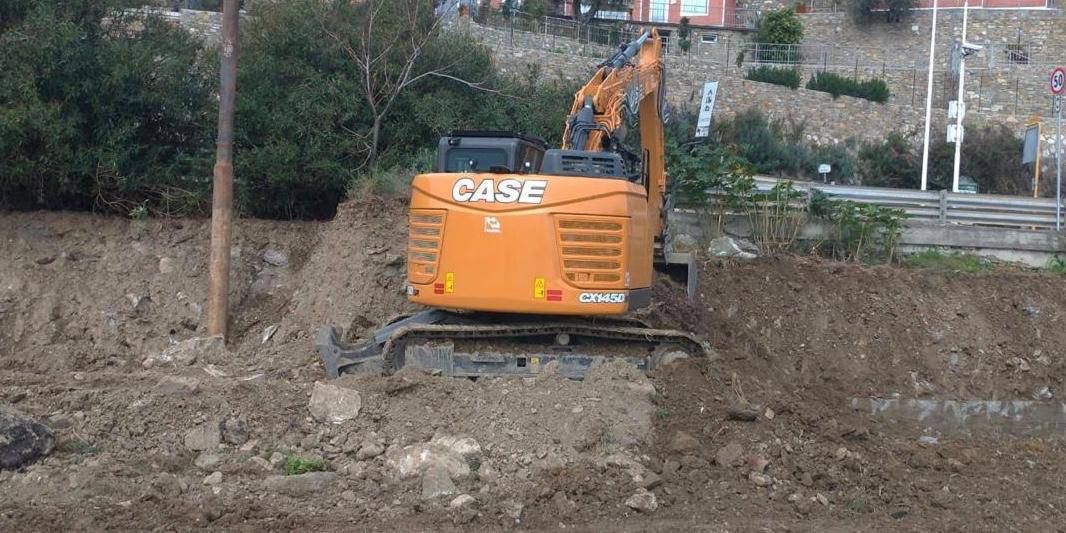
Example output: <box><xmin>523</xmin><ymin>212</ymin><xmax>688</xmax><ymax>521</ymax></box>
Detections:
<box><xmin>739</xmin><ymin>177</ymin><xmax>1063</xmax><ymax>230</ymax></box>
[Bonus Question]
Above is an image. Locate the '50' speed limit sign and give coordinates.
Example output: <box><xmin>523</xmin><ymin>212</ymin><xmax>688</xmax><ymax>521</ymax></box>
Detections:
<box><xmin>1052</xmin><ymin>67</ymin><xmax>1066</xmax><ymax>96</ymax></box>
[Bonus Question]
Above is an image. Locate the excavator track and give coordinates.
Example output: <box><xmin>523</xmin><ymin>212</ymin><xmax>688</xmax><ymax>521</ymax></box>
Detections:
<box><xmin>316</xmin><ymin>310</ymin><xmax>709</xmax><ymax>379</ymax></box>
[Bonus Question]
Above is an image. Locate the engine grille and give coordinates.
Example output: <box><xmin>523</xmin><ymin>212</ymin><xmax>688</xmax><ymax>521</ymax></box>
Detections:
<box><xmin>408</xmin><ymin>209</ymin><xmax>446</xmax><ymax>284</ymax></box>
<box><xmin>555</xmin><ymin>216</ymin><xmax>627</xmax><ymax>287</ymax></box>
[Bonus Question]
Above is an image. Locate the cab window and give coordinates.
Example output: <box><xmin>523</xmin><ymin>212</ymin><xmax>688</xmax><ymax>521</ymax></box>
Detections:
<box><xmin>444</xmin><ymin>148</ymin><xmax>509</xmax><ymax>172</ymax></box>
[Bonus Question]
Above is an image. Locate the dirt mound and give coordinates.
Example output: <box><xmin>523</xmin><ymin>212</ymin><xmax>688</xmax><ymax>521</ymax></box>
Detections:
<box><xmin>3</xmin><ymin>206</ymin><xmax>1066</xmax><ymax>531</ymax></box>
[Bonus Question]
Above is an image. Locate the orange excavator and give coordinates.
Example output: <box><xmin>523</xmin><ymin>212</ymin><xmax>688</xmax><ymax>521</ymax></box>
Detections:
<box><xmin>317</xmin><ymin>29</ymin><xmax>704</xmax><ymax>378</ymax></box>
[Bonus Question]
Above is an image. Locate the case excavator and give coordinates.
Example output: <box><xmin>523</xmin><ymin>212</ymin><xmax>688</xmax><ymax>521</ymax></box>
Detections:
<box><xmin>317</xmin><ymin>29</ymin><xmax>705</xmax><ymax>379</ymax></box>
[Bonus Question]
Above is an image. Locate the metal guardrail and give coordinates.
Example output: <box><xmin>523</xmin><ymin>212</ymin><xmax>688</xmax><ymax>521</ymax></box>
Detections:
<box><xmin>743</xmin><ymin>177</ymin><xmax>1063</xmax><ymax>230</ymax></box>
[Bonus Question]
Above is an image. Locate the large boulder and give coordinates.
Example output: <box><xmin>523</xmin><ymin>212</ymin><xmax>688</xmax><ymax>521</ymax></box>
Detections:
<box><xmin>1</xmin><ymin>407</ymin><xmax>55</xmax><ymax>470</ymax></box>
<box><xmin>308</xmin><ymin>381</ymin><xmax>362</xmax><ymax>424</ymax></box>
<box><xmin>385</xmin><ymin>433</ymin><xmax>481</xmax><ymax>480</ymax></box>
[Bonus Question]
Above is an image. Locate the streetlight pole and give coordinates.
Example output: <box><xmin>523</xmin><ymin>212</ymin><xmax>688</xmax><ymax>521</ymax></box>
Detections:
<box><xmin>207</xmin><ymin>0</ymin><xmax>240</xmax><ymax>339</ymax></box>
<box><xmin>919</xmin><ymin>0</ymin><xmax>938</xmax><ymax>191</ymax></box>
<box><xmin>951</xmin><ymin>1</ymin><xmax>969</xmax><ymax>193</ymax></box>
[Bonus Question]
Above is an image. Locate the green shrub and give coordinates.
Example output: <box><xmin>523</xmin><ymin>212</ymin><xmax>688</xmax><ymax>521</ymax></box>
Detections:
<box><xmin>929</xmin><ymin>123</ymin><xmax>1030</xmax><ymax>195</ymax></box>
<box><xmin>806</xmin><ymin>72</ymin><xmax>890</xmax><ymax>103</ymax></box>
<box><xmin>284</xmin><ymin>456</ymin><xmax>328</xmax><ymax>475</ymax></box>
<box><xmin>746</xmin><ymin>66</ymin><xmax>802</xmax><ymax>89</ymax></box>
<box><xmin>858</xmin><ymin>133</ymin><xmax>920</xmax><ymax>188</ymax></box>
<box><xmin>0</xmin><ymin>1</ymin><xmax>215</xmax><ymax>215</ymax></box>
<box><xmin>756</xmin><ymin>8</ymin><xmax>803</xmax><ymax>46</ymax></box>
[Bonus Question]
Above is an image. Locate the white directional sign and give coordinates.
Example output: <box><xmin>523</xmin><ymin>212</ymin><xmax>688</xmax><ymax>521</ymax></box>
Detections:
<box><xmin>1051</xmin><ymin>66</ymin><xmax>1065</xmax><ymax>96</ymax></box>
<box><xmin>694</xmin><ymin>81</ymin><xmax>719</xmax><ymax>138</ymax></box>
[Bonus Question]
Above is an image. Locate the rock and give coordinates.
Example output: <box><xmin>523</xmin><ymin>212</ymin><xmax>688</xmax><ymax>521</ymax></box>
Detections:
<box><xmin>749</xmin><ymin>471</ymin><xmax>772</xmax><ymax>487</ymax></box>
<box><xmin>668</xmin><ymin>431</ymin><xmax>700</xmax><ymax>453</ymax></box>
<box><xmin>239</xmin><ymin>439</ymin><xmax>258</xmax><ymax>453</ymax></box>
<box><xmin>745</xmin><ymin>455</ymin><xmax>770</xmax><ymax>473</ymax></box>
<box><xmin>947</xmin><ymin>458</ymin><xmax>965</xmax><ymax>474</ymax></box>
<box><xmin>384</xmin><ymin>253</ymin><xmax>403</xmax><ymax>266</ymax></box>
<box><xmin>1033</xmin><ymin>386</ymin><xmax>1054</xmax><ymax>400</ymax></box>
<box><xmin>385</xmin><ymin>434</ymin><xmax>480</xmax><ymax>480</ymax></box>
<box><xmin>816</xmin><ymin>493</ymin><xmax>830</xmax><ymax>506</ymax></box>
<box><xmin>671</xmin><ymin>233</ymin><xmax>698</xmax><ymax>251</ymax></box>
<box><xmin>356</xmin><ymin>442</ymin><xmax>385</xmax><ymax>461</ymax></box>
<box><xmin>708</xmin><ymin>236</ymin><xmax>757</xmax><ymax>259</ymax></box>
<box><xmin>477</xmin><ymin>464</ymin><xmax>498</xmax><ymax>484</ymax></box>
<box><xmin>918</xmin><ymin>436</ymin><xmax>939</xmax><ymax>446</ymax></box>
<box><xmin>726</xmin><ymin>404</ymin><xmax>760</xmax><ymax>421</ymax></box>
<box><xmin>261</xmin><ymin>325</ymin><xmax>279</xmax><ymax>344</ymax></box>
<box><xmin>625</xmin><ymin>489</ymin><xmax>658</xmax><ymax>513</ymax></box>
<box><xmin>449</xmin><ymin>494</ymin><xmax>476</xmax><ymax>509</ymax></box>
<box><xmin>158</xmin><ymin>257</ymin><xmax>176</xmax><ymax>274</ymax></box>
<box><xmin>341</xmin><ymin>489</ymin><xmax>357</xmax><ymax>501</ymax></box>
<box><xmin>421</xmin><ymin>465</ymin><xmax>458</xmax><ymax>500</ymax></box>
<box><xmin>47</xmin><ymin>413</ymin><xmax>73</xmax><ymax>430</ymax></box>
<box><xmin>221</xmin><ymin>417</ymin><xmax>250</xmax><ymax>445</ymax></box>
<box><xmin>641</xmin><ymin>471</ymin><xmax>663</xmax><ymax>490</ymax></box>
<box><xmin>194</xmin><ymin>453</ymin><xmax>221</xmax><ymax>470</ymax></box>
<box><xmin>184</xmin><ymin>421</ymin><xmax>222</xmax><ymax>451</ymax></box>
<box><xmin>502</xmin><ymin>500</ymin><xmax>524</xmax><ymax>522</ymax></box>
<box><xmin>715</xmin><ymin>441</ymin><xmax>745</xmax><ymax>467</ymax></box>
<box><xmin>249</xmin><ymin>456</ymin><xmax>272</xmax><ymax>471</ymax></box>
<box><xmin>0</xmin><ymin>407</ymin><xmax>55</xmax><ymax>470</ymax></box>
<box><xmin>153</xmin><ymin>336</ymin><xmax>226</xmax><ymax>366</ymax></box>
<box><xmin>263</xmin><ymin>472</ymin><xmax>338</xmax><ymax>496</ymax></box>
<box><xmin>550</xmin><ymin>491</ymin><xmax>576</xmax><ymax>514</ymax></box>
<box><xmin>269</xmin><ymin>452</ymin><xmax>286</xmax><ymax>466</ymax></box>
<box><xmin>155</xmin><ymin>376</ymin><xmax>201</xmax><ymax>395</ymax></box>
<box><xmin>262</xmin><ymin>249</ymin><xmax>289</xmax><ymax>267</ymax></box>
<box><xmin>308</xmin><ymin>381</ymin><xmax>362</xmax><ymax>424</ymax></box>
<box><xmin>203</xmin><ymin>471</ymin><xmax>223</xmax><ymax>485</ymax></box>
<box><xmin>661</xmin><ymin>459</ymin><xmax>681</xmax><ymax>480</ymax></box>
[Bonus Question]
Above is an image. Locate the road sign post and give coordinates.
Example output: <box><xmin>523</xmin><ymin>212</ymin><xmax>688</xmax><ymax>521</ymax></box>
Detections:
<box><xmin>1051</xmin><ymin>67</ymin><xmax>1064</xmax><ymax>230</ymax></box>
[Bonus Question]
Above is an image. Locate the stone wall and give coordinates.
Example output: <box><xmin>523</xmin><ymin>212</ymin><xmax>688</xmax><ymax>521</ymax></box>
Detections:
<box><xmin>476</xmin><ymin>22</ymin><xmax>1062</xmax><ymax>163</ymax></box>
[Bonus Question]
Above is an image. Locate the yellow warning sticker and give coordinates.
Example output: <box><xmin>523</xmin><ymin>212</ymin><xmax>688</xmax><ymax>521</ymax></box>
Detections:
<box><xmin>530</xmin><ymin>356</ymin><xmax>541</xmax><ymax>373</ymax></box>
<box><xmin>533</xmin><ymin>277</ymin><xmax>546</xmax><ymax>299</ymax></box>
<box><xmin>445</xmin><ymin>272</ymin><xmax>455</xmax><ymax>293</ymax></box>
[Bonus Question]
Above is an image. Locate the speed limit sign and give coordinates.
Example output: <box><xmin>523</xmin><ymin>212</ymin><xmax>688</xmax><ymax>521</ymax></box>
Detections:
<box><xmin>1052</xmin><ymin>66</ymin><xmax>1066</xmax><ymax>95</ymax></box>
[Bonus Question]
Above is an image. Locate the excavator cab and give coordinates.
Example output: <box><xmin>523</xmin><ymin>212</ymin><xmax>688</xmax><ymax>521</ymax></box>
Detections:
<box><xmin>436</xmin><ymin>131</ymin><xmax>546</xmax><ymax>174</ymax></box>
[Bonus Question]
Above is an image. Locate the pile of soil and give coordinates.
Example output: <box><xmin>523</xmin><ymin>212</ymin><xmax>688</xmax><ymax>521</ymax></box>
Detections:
<box><xmin>1</xmin><ymin>203</ymin><xmax>1065</xmax><ymax>531</ymax></box>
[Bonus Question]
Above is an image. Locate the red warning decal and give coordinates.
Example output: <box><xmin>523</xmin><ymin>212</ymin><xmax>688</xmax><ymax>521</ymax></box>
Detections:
<box><xmin>434</xmin><ymin>283</ymin><xmax>445</xmax><ymax>294</ymax></box>
<box><xmin>546</xmin><ymin>289</ymin><xmax>563</xmax><ymax>302</ymax></box>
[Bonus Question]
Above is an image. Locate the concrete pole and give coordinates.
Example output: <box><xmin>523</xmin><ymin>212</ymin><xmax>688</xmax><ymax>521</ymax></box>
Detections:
<box><xmin>951</xmin><ymin>2</ymin><xmax>969</xmax><ymax>193</ymax></box>
<box><xmin>207</xmin><ymin>0</ymin><xmax>240</xmax><ymax>339</ymax></box>
<box><xmin>919</xmin><ymin>0</ymin><xmax>938</xmax><ymax>191</ymax></box>
<box><xmin>1057</xmin><ymin>97</ymin><xmax>1062</xmax><ymax>230</ymax></box>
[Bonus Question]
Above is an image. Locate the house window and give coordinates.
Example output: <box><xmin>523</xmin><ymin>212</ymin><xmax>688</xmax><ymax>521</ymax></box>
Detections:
<box><xmin>680</xmin><ymin>0</ymin><xmax>709</xmax><ymax>15</ymax></box>
<box><xmin>649</xmin><ymin>0</ymin><xmax>668</xmax><ymax>22</ymax></box>
<box><xmin>700</xmin><ymin>33</ymin><xmax>719</xmax><ymax>43</ymax></box>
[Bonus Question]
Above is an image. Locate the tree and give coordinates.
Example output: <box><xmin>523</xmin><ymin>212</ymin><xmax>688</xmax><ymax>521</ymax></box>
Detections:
<box><xmin>319</xmin><ymin>0</ymin><xmax>497</xmax><ymax>169</ymax></box>
<box><xmin>523</xmin><ymin>0</ymin><xmax>548</xmax><ymax>18</ymax></box>
<box><xmin>1</xmin><ymin>0</ymin><xmax>215</xmax><ymax>214</ymax></box>
<box><xmin>849</xmin><ymin>0</ymin><xmax>917</xmax><ymax>24</ymax></box>
<box><xmin>677</xmin><ymin>17</ymin><xmax>692</xmax><ymax>54</ymax></box>
<box><xmin>756</xmin><ymin>8</ymin><xmax>803</xmax><ymax>45</ymax></box>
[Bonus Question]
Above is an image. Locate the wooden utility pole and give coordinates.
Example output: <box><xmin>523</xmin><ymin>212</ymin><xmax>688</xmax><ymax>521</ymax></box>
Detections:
<box><xmin>207</xmin><ymin>0</ymin><xmax>240</xmax><ymax>338</ymax></box>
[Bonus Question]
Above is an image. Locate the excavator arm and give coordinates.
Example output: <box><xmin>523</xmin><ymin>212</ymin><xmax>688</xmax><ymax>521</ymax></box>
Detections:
<box><xmin>562</xmin><ymin>29</ymin><xmax>668</xmax><ymax>249</ymax></box>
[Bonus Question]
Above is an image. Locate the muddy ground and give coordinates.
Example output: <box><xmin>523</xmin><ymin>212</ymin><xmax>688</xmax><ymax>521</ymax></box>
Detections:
<box><xmin>1</xmin><ymin>200</ymin><xmax>1065</xmax><ymax>532</ymax></box>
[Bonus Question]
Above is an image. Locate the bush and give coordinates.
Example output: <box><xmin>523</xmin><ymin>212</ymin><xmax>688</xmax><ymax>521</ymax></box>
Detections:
<box><xmin>929</xmin><ymin>123</ymin><xmax>1030</xmax><ymax>195</ymax></box>
<box><xmin>806</xmin><ymin>72</ymin><xmax>890</xmax><ymax>103</ymax></box>
<box><xmin>746</xmin><ymin>66</ymin><xmax>802</xmax><ymax>89</ymax></box>
<box><xmin>0</xmin><ymin>1</ymin><xmax>216</xmax><ymax>215</ymax></box>
<box><xmin>858</xmin><ymin>133</ymin><xmax>920</xmax><ymax>188</ymax></box>
<box><xmin>756</xmin><ymin>8</ymin><xmax>803</xmax><ymax>46</ymax></box>
<box><xmin>850</xmin><ymin>0</ymin><xmax>917</xmax><ymax>24</ymax></box>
